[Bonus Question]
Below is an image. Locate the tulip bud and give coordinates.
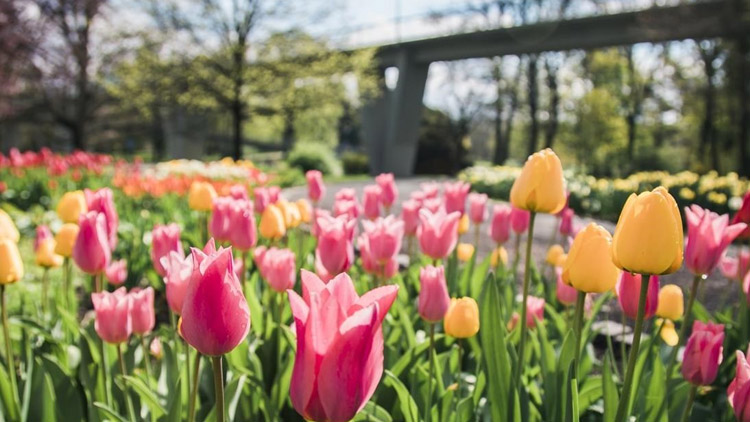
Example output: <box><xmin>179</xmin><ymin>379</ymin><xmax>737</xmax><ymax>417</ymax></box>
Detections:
<box><xmin>559</xmin><ymin>208</ymin><xmax>575</xmax><ymax>238</ymax></box>
<box><xmin>418</xmin><ymin>265</ymin><xmax>450</xmax><ymax>322</ymax></box>
<box><xmin>490</xmin><ymin>247</ymin><xmax>508</xmax><ymax>268</ymax></box>
<box><xmin>161</xmin><ymin>251</ymin><xmax>192</xmax><ymax>315</ymax></box>
<box><xmin>612</xmin><ymin>187</ymin><xmax>683</xmax><ymax>275</ymax></box>
<box><xmin>457</xmin><ymin>214</ymin><xmax>470</xmax><ymax>235</ymax></box>
<box><xmin>376</xmin><ymin>173</ymin><xmax>398</xmax><ymax>209</ymax></box>
<box><xmin>296</xmin><ymin>199</ymin><xmax>312</xmax><ymax>223</ymax></box>
<box><xmin>546</xmin><ymin>244</ymin><xmax>564</xmax><ymax>266</ymax></box>
<box><xmin>362</xmin><ymin>184</ymin><xmax>382</xmax><ymax>220</ymax></box>
<box><xmin>254</xmin><ymin>187</ymin><xmax>272</xmax><ymax>214</ymax></box>
<box><xmin>34</xmin><ymin>225</ymin><xmax>53</xmax><ymax>252</ymax></box>
<box><xmin>56</xmin><ymin>190</ymin><xmax>88</xmax><ymax>224</ymax></box>
<box><xmin>444</xmin><ymin>297</ymin><xmax>480</xmax><ymax>338</ymax></box>
<box><xmin>130</xmin><ymin>287</ymin><xmax>155</xmax><ymax>335</ymax></box>
<box><xmin>444</xmin><ymin>181</ymin><xmax>471</xmax><ymax>215</ymax></box>
<box><xmin>150</xmin><ymin>338</ymin><xmax>163</xmax><ymax>359</ymax></box>
<box><xmin>0</xmin><ymin>239</ymin><xmax>23</xmax><ymax>284</ymax></box>
<box><xmin>306</xmin><ymin>170</ymin><xmax>326</xmax><ymax>203</ymax></box>
<box><xmin>209</xmin><ymin>197</ymin><xmax>233</xmax><ymax>243</ymax></box>
<box><xmin>728</xmin><ymin>347</ymin><xmax>750</xmax><ymax>421</ymax></box>
<box><xmin>656</xmin><ymin>284</ymin><xmax>684</xmax><ymax>321</ymax></box>
<box><xmin>510</xmin><ymin>148</ymin><xmax>566</xmax><ymax>214</ymax></box>
<box><xmin>105</xmin><ymin>259</ymin><xmax>128</xmax><ymax>285</ymax></box>
<box><xmin>681</xmin><ymin>321</ymin><xmax>724</xmax><ymax>386</ymax></box>
<box><xmin>562</xmin><ymin>223</ymin><xmax>620</xmax><ymax>293</ymax></box>
<box><xmin>616</xmin><ymin>273</ymin><xmax>659</xmax><ymax>320</ymax></box>
<box><xmin>229</xmin><ymin>199</ymin><xmax>257</xmax><ymax>251</ymax></box>
<box><xmin>457</xmin><ymin>243</ymin><xmax>474</xmax><ymax>262</ymax></box>
<box><xmin>151</xmin><ymin>223</ymin><xmax>182</xmax><ymax>277</ymax></box>
<box><xmin>657</xmin><ymin>319</ymin><xmax>679</xmax><ymax>346</ymax></box>
<box><xmin>229</xmin><ymin>184</ymin><xmax>248</xmax><ymax>200</ymax></box>
<box><xmin>36</xmin><ymin>238</ymin><xmax>63</xmax><ymax>268</ymax></box>
<box><xmin>468</xmin><ymin>193</ymin><xmax>488</xmax><ymax>224</ymax></box>
<box><xmin>489</xmin><ymin>204</ymin><xmax>512</xmax><ymax>244</ymax></box>
<box><xmin>316</xmin><ymin>214</ymin><xmax>356</xmax><ymax>275</ymax></box>
<box><xmin>555</xmin><ymin>268</ymin><xmax>578</xmax><ymax>306</ymax></box>
<box><xmin>401</xmin><ymin>199</ymin><xmax>421</xmax><ymax>236</ymax></box>
<box><xmin>253</xmin><ymin>246</ymin><xmax>296</xmax><ymax>292</ymax></box>
<box><xmin>510</xmin><ymin>206</ymin><xmax>530</xmax><ymax>234</ymax></box>
<box><xmin>259</xmin><ymin>203</ymin><xmax>287</xmax><ymax>240</ymax></box>
<box><xmin>731</xmin><ymin>192</ymin><xmax>750</xmax><ymax>240</ymax></box>
<box><xmin>84</xmin><ymin>188</ymin><xmax>119</xmax><ymax>249</ymax></box>
<box><xmin>73</xmin><ymin>211</ymin><xmax>111</xmax><ymax>275</ymax></box>
<box><xmin>524</xmin><ymin>296</ymin><xmax>546</xmax><ymax>328</ymax></box>
<box><xmin>92</xmin><ymin>287</ymin><xmax>132</xmax><ymax>344</ymax></box>
<box><xmin>361</xmin><ymin>216</ymin><xmax>404</xmax><ymax>263</ymax></box>
<box><xmin>0</xmin><ymin>210</ymin><xmax>19</xmax><ymax>243</ymax></box>
<box><xmin>417</xmin><ymin>209</ymin><xmax>461</xmax><ymax>260</ymax></box>
<box><xmin>54</xmin><ymin>223</ymin><xmax>79</xmax><ymax>257</ymax></box>
<box><xmin>357</xmin><ymin>235</ymin><xmax>398</xmax><ymax>279</ymax></box>
<box><xmin>188</xmin><ymin>181</ymin><xmax>217</xmax><ymax>211</ymax></box>
<box><xmin>277</xmin><ymin>199</ymin><xmax>302</xmax><ymax>229</ymax></box>
<box><xmin>684</xmin><ymin>205</ymin><xmax>746</xmax><ymax>276</ymax></box>
<box><xmin>720</xmin><ymin>250</ymin><xmax>750</xmax><ymax>281</ymax></box>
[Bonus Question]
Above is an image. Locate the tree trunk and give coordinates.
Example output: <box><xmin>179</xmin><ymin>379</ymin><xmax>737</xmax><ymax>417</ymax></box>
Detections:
<box><xmin>151</xmin><ymin>104</ymin><xmax>165</xmax><ymax>161</ymax></box>
<box><xmin>527</xmin><ymin>54</ymin><xmax>539</xmax><ymax>156</ymax></box>
<box><xmin>492</xmin><ymin>59</ymin><xmax>509</xmax><ymax>165</ymax></box>
<box><xmin>232</xmin><ymin>101</ymin><xmax>243</xmax><ymax>160</ymax></box>
<box><xmin>282</xmin><ymin>109</ymin><xmax>295</xmax><ymax>157</ymax></box>
<box><xmin>737</xmin><ymin>38</ymin><xmax>750</xmax><ymax>176</ymax></box>
<box><xmin>699</xmin><ymin>44</ymin><xmax>719</xmax><ymax>171</ymax></box>
<box><xmin>625</xmin><ymin>47</ymin><xmax>638</xmax><ymax>159</ymax></box>
<box><xmin>544</xmin><ymin>56</ymin><xmax>560</xmax><ymax>149</ymax></box>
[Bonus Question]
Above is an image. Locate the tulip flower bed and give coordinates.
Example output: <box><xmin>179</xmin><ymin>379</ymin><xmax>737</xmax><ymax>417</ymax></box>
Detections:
<box><xmin>461</xmin><ymin>164</ymin><xmax>750</xmax><ymax>221</ymax></box>
<box><xmin>1</xmin><ymin>148</ymin><xmax>750</xmax><ymax>422</ymax></box>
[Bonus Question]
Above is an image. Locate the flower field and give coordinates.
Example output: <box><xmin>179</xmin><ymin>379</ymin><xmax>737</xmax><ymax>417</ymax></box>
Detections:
<box><xmin>1</xmin><ymin>147</ymin><xmax>750</xmax><ymax>422</ymax></box>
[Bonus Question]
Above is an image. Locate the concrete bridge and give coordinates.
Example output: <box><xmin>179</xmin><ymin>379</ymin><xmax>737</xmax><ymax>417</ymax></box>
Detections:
<box><xmin>361</xmin><ymin>0</ymin><xmax>750</xmax><ymax>176</ymax></box>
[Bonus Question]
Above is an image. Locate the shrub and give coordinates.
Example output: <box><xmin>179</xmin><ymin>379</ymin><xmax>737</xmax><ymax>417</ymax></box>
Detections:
<box><xmin>341</xmin><ymin>151</ymin><xmax>369</xmax><ymax>175</ymax></box>
<box><xmin>286</xmin><ymin>143</ymin><xmax>342</xmax><ymax>176</ymax></box>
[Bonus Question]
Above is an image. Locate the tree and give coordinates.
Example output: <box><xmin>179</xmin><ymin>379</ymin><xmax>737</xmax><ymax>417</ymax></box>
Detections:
<box><xmin>0</xmin><ymin>0</ymin><xmax>38</xmax><ymax>118</ymax></box>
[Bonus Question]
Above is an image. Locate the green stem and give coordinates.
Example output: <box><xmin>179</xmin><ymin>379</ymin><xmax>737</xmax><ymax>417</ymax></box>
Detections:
<box><xmin>613</xmin><ymin>273</ymin><xmax>651</xmax><ymax>422</ymax></box>
<box><xmin>620</xmin><ymin>310</ymin><xmax>627</xmax><ymax>377</ymax></box>
<box><xmin>474</xmin><ymin>224</ymin><xmax>481</xmax><ymax>253</ymax></box>
<box><xmin>212</xmin><ymin>356</ymin><xmax>225</xmax><ymax>422</ymax></box>
<box><xmin>188</xmin><ymin>353</ymin><xmax>201</xmax><ymax>422</ymax></box>
<box><xmin>118</xmin><ymin>344</ymin><xmax>137</xmax><ymax>422</ymax></box>
<box><xmin>513</xmin><ymin>212</ymin><xmax>536</xmax><ymax>389</ymax></box>
<box><xmin>63</xmin><ymin>257</ymin><xmax>71</xmax><ymax>312</ymax></box>
<box><xmin>275</xmin><ymin>293</ymin><xmax>284</xmax><ymax>410</ymax></box>
<box><xmin>426</xmin><ymin>323</ymin><xmax>435</xmax><ymax>422</ymax></box>
<box><xmin>140</xmin><ymin>336</ymin><xmax>154</xmax><ymax>391</ymax></box>
<box><xmin>572</xmin><ymin>291</ymin><xmax>586</xmax><ymax>378</ymax></box>
<box><xmin>41</xmin><ymin>268</ymin><xmax>49</xmax><ymax>317</ymax></box>
<box><xmin>455</xmin><ymin>340</ymin><xmax>463</xmax><ymax>412</ymax></box>
<box><xmin>512</xmin><ymin>232</ymin><xmax>522</xmax><ymax>275</ymax></box>
<box><xmin>665</xmin><ymin>274</ymin><xmax>702</xmax><ymax>379</ymax></box>
<box><xmin>184</xmin><ymin>339</ymin><xmax>191</xmax><ymax>409</ymax></box>
<box><xmin>680</xmin><ymin>385</ymin><xmax>698</xmax><ymax>422</ymax></box>
<box><xmin>1</xmin><ymin>285</ymin><xmax>19</xmax><ymax>415</ymax></box>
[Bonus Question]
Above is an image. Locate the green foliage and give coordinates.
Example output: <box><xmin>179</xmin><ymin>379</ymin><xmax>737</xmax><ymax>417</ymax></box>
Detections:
<box><xmin>286</xmin><ymin>143</ymin><xmax>343</xmax><ymax>176</ymax></box>
<box><xmin>341</xmin><ymin>151</ymin><xmax>370</xmax><ymax>175</ymax></box>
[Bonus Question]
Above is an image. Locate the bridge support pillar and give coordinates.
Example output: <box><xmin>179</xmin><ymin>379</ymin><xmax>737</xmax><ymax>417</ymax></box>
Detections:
<box><xmin>362</xmin><ymin>51</ymin><xmax>429</xmax><ymax>177</ymax></box>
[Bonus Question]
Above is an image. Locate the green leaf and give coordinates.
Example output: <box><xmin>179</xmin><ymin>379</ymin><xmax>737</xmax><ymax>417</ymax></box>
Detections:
<box><xmin>469</xmin><ymin>256</ymin><xmax>491</xmax><ymax>299</ymax></box>
<box><xmin>244</xmin><ymin>273</ymin><xmax>264</xmax><ymax>337</ymax></box>
<box><xmin>457</xmin><ymin>246</ymin><xmax>478</xmax><ymax>297</ymax></box>
<box><xmin>0</xmin><ymin>360</ymin><xmax>19</xmax><ymax>422</ymax></box>
<box><xmin>602</xmin><ymin>354</ymin><xmax>618</xmax><ymax>422</ymax></box>
<box><xmin>383</xmin><ymin>370</ymin><xmax>419</xmax><ymax>422</ymax></box>
<box><xmin>123</xmin><ymin>375</ymin><xmax>166</xmax><ymax>418</ymax></box>
<box><xmin>92</xmin><ymin>402</ymin><xmax>128</xmax><ymax>422</ymax></box>
<box><xmin>353</xmin><ymin>402</ymin><xmax>393</xmax><ymax>422</ymax></box>
<box><xmin>642</xmin><ymin>353</ymin><xmax>667</xmax><ymax>422</ymax></box>
<box><xmin>163</xmin><ymin>378</ymin><xmax>182</xmax><ymax>422</ymax></box>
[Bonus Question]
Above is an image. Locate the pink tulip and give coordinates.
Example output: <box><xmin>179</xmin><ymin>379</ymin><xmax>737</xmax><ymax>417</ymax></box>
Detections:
<box><xmin>312</xmin><ymin>209</ymin><xmax>331</xmax><ymax>238</ymax></box>
<box><xmin>288</xmin><ymin>270</ymin><xmax>398</xmax><ymax>422</ymax></box>
<box><xmin>684</xmin><ymin>205</ymin><xmax>746</xmax><ymax>276</ymax></box>
<box><xmin>420</xmin><ymin>182</ymin><xmax>440</xmax><ymax>199</ymax></box>
<box><xmin>254</xmin><ymin>246</ymin><xmax>296</xmax><ymax>292</ymax></box>
<box><xmin>422</xmin><ymin>197</ymin><xmax>443</xmax><ymax>214</ymax></box>
<box><xmin>510</xmin><ymin>206</ymin><xmax>531</xmax><ymax>234</ymax></box>
<box><xmin>151</xmin><ymin>223</ymin><xmax>181</xmax><ymax>277</ymax></box>
<box><xmin>410</xmin><ymin>190</ymin><xmax>425</xmax><ymax>205</ymax></box>
<box><xmin>209</xmin><ymin>196</ymin><xmax>234</xmax><ymax>243</ymax></box>
<box><xmin>616</xmin><ymin>272</ymin><xmax>659</xmax><ymax>320</ymax></box>
<box><xmin>682</xmin><ymin>321</ymin><xmax>724</xmax><ymax>385</ymax></box>
<box><xmin>418</xmin><ymin>265</ymin><xmax>450</xmax><ymax>322</ymax></box>
<box><xmin>229</xmin><ymin>184</ymin><xmax>248</xmax><ymax>200</ymax></box>
<box><xmin>73</xmin><ymin>211</ymin><xmax>111</xmax><ymax>275</ymax></box>
<box><xmin>150</xmin><ymin>337</ymin><xmax>163</xmax><ymax>358</ymax></box>
<box><xmin>34</xmin><ymin>225</ymin><xmax>53</xmax><ymax>252</ymax></box>
<box><xmin>253</xmin><ymin>187</ymin><xmax>272</xmax><ymax>214</ymax></box>
<box><xmin>489</xmin><ymin>204</ymin><xmax>512</xmax><ymax>245</ymax></box>
<box><xmin>85</xmin><ymin>188</ymin><xmax>119</xmax><ymax>249</ymax></box>
<box><xmin>306</xmin><ymin>170</ymin><xmax>326</xmax><ymax>203</ymax></box>
<box><xmin>129</xmin><ymin>287</ymin><xmax>155</xmax><ymax>335</ymax></box>
<box><xmin>333</xmin><ymin>198</ymin><xmax>360</xmax><ymax>220</ymax></box>
<box><xmin>362</xmin><ymin>185</ymin><xmax>382</xmax><ymax>220</ymax></box>
<box><xmin>401</xmin><ymin>199</ymin><xmax>421</xmax><ymax>236</ymax></box>
<box><xmin>555</xmin><ymin>268</ymin><xmax>578</xmax><ymax>306</ymax></box>
<box><xmin>358</xmin><ymin>235</ymin><xmax>398</xmax><ymax>279</ymax></box>
<box><xmin>105</xmin><ymin>259</ymin><xmax>128</xmax><ymax>285</ymax></box>
<box><xmin>160</xmin><ymin>250</ymin><xmax>192</xmax><ymax>315</ymax></box>
<box><xmin>468</xmin><ymin>193</ymin><xmax>488</xmax><ymax>224</ymax></box>
<box><xmin>732</xmin><ymin>192</ymin><xmax>750</xmax><ymax>240</ymax></box>
<box><xmin>559</xmin><ymin>208</ymin><xmax>575</xmax><ymax>238</ymax></box>
<box><xmin>316</xmin><ymin>214</ymin><xmax>356</xmax><ymax>276</ymax></box>
<box><xmin>229</xmin><ymin>199</ymin><xmax>257</xmax><ymax>251</ymax></box>
<box><xmin>375</xmin><ymin>173</ymin><xmax>398</xmax><ymax>209</ymax></box>
<box><xmin>314</xmin><ymin>253</ymin><xmax>335</xmax><ymax>283</ymax></box>
<box><xmin>728</xmin><ymin>347</ymin><xmax>750</xmax><ymax>422</ymax></box>
<box><xmin>92</xmin><ymin>287</ymin><xmax>132</xmax><ymax>344</ymax></box>
<box><xmin>721</xmin><ymin>250</ymin><xmax>750</xmax><ymax>281</ymax></box>
<box><xmin>181</xmin><ymin>241</ymin><xmax>251</xmax><ymax>356</ymax></box>
<box><xmin>417</xmin><ymin>208</ymin><xmax>461</xmax><ymax>260</ymax></box>
<box><xmin>526</xmin><ymin>296</ymin><xmax>545</xmax><ymax>328</ymax></box>
<box><xmin>443</xmin><ymin>181</ymin><xmax>471</xmax><ymax>215</ymax></box>
<box><xmin>335</xmin><ymin>188</ymin><xmax>356</xmax><ymax>201</ymax></box>
<box><xmin>361</xmin><ymin>216</ymin><xmax>404</xmax><ymax>263</ymax></box>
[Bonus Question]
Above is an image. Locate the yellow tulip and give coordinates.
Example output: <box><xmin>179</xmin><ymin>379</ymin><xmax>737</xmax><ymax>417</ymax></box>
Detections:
<box><xmin>546</xmin><ymin>244</ymin><xmax>564</xmax><ymax>265</ymax></box>
<box><xmin>259</xmin><ymin>203</ymin><xmax>286</xmax><ymax>240</ymax></box>
<box><xmin>612</xmin><ymin>187</ymin><xmax>683</xmax><ymax>275</ymax></box>
<box><xmin>54</xmin><ymin>223</ymin><xmax>79</xmax><ymax>257</ymax></box>
<box><xmin>277</xmin><ymin>200</ymin><xmax>302</xmax><ymax>229</ymax></box>
<box><xmin>188</xmin><ymin>181</ymin><xmax>217</xmax><ymax>211</ymax></box>
<box><xmin>0</xmin><ymin>209</ymin><xmax>19</xmax><ymax>243</ymax></box>
<box><xmin>510</xmin><ymin>148</ymin><xmax>567</xmax><ymax>214</ymax></box>
<box><xmin>56</xmin><ymin>191</ymin><xmax>87</xmax><ymax>223</ymax></box>
<box><xmin>457</xmin><ymin>243</ymin><xmax>475</xmax><ymax>262</ymax></box>
<box><xmin>657</xmin><ymin>318</ymin><xmax>679</xmax><ymax>346</ymax></box>
<box><xmin>0</xmin><ymin>239</ymin><xmax>23</xmax><ymax>284</ymax></box>
<box><xmin>656</xmin><ymin>284</ymin><xmax>684</xmax><ymax>321</ymax></box>
<box><xmin>444</xmin><ymin>297</ymin><xmax>480</xmax><ymax>339</ymax></box>
<box><xmin>562</xmin><ymin>223</ymin><xmax>621</xmax><ymax>293</ymax></box>
<box><xmin>36</xmin><ymin>238</ymin><xmax>63</xmax><ymax>268</ymax></box>
<box><xmin>490</xmin><ymin>247</ymin><xmax>508</xmax><ymax>268</ymax></box>
<box><xmin>457</xmin><ymin>214</ymin><xmax>469</xmax><ymax>235</ymax></box>
<box><xmin>555</xmin><ymin>253</ymin><xmax>568</xmax><ymax>268</ymax></box>
<box><xmin>296</xmin><ymin>199</ymin><xmax>312</xmax><ymax>223</ymax></box>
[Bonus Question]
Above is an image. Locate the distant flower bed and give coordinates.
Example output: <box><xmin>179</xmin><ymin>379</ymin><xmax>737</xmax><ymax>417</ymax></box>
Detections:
<box><xmin>460</xmin><ymin>164</ymin><xmax>750</xmax><ymax>220</ymax></box>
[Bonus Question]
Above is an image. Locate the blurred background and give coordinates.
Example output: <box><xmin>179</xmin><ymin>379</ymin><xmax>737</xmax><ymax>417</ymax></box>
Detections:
<box><xmin>1</xmin><ymin>0</ymin><xmax>749</xmax><ymax>179</ymax></box>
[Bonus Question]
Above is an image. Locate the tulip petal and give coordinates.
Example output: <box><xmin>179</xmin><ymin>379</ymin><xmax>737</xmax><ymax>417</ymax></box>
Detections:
<box><xmin>350</xmin><ymin>285</ymin><xmax>399</xmax><ymax>325</ymax></box>
<box><xmin>301</xmin><ymin>269</ymin><xmax>327</xmax><ymax>302</ymax></box>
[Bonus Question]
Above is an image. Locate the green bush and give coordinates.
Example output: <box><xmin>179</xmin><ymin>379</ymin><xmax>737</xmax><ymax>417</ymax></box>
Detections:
<box><xmin>341</xmin><ymin>151</ymin><xmax>369</xmax><ymax>175</ymax></box>
<box><xmin>286</xmin><ymin>142</ymin><xmax>343</xmax><ymax>176</ymax></box>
